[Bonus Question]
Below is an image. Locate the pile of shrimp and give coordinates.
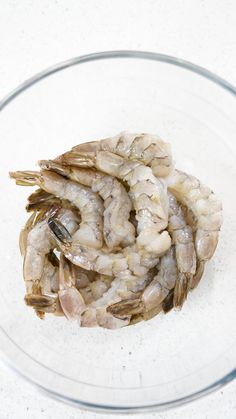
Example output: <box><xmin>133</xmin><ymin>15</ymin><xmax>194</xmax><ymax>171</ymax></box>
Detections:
<box><xmin>10</xmin><ymin>132</ymin><xmax>223</xmax><ymax>329</ymax></box>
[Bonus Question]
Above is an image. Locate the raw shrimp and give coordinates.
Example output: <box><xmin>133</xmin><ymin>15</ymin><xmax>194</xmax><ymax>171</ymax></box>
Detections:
<box><xmin>71</xmin><ymin>265</ymin><xmax>96</xmax><ymax>289</ymax></box>
<box><xmin>47</xmin><ymin>218</ymin><xmax>125</xmax><ymax>273</ymax></box>
<box><xmin>89</xmin><ymin>274</ymin><xmax>113</xmax><ymax>300</ymax></box>
<box><xmin>19</xmin><ymin>209</ymin><xmax>60</xmax><ymax>318</ymax></box>
<box><xmin>72</xmin><ymin>268</ymin><xmax>109</xmax><ymax>303</ymax></box>
<box><xmin>39</xmin><ymin>160</ymin><xmax>135</xmax><ymax>249</ymax></box>
<box><xmin>19</xmin><ymin>210</ymin><xmax>38</xmax><ymax>256</ymax></box>
<box><xmin>58</xmin><ymin>253</ymin><xmax>118</xmax><ymax>321</ymax></box>
<box><xmin>167</xmin><ymin>170</ymin><xmax>223</xmax><ymax>289</ymax></box>
<box><xmin>26</xmin><ymin>188</ymin><xmax>56</xmax><ymax>212</ymax></box>
<box><xmin>57</xmin><ymin>254</ymin><xmax>86</xmax><ymax>320</ymax></box>
<box><xmin>107</xmin><ymin>247</ymin><xmax>177</xmax><ymax>318</ymax></box>
<box><xmin>56</xmin><ymin>150</ymin><xmax>171</xmax><ymax>259</ymax></box>
<box><xmin>10</xmin><ymin>132</ymin><xmax>223</xmax><ymax>328</ymax></box>
<box><xmin>48</xmin><ymin>215</ymin><xmax>158</xmax><ymax>277</ymax></box>
<box><xmin>167</xmin><ymin>170</ymin><xmax>223</xmax><ymax>261</ymax></box>
<box><xmin>10</xmin><ymin>170</ymin><xmax>104</xmax><ymax>249</ymax></box>
<box><xmin>38</xmin><ymin>254</ymin><xmax>111</xmax><ymax>319</ymax></box>
<box><xmin>24</xmin><ymin>206</ymin><xmax>82</xmax><ymax>318</ymax></box>
<box><xmin>81</xmin><ymin>269</ymin><xmax>154</xmax><ymax>329</ymax></box>
<box><xmin>25</xmin><ymin>254</ymin><xmax>62</xmax><ymax>319</ymax></box>
<box><xmin>168</xmin><ymin>192</ymin><xmax>196</xmax><ymax>307</ymax></box>
<box><xmin>59</xmin><ymin>132</ymin><xmax>173</xmax><ymax>177</ymax></box>
<box><xmin>21</xmin><ymin>206</ymin><xmax>80</xmax><ymax>314</ymax></box>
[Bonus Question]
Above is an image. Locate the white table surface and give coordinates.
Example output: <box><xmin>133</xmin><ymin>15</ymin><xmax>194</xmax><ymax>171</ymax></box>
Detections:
<box><xmin>0</xmin><ymin>1</ymin><xmax>236</xmax><ymax>418</ymax></box>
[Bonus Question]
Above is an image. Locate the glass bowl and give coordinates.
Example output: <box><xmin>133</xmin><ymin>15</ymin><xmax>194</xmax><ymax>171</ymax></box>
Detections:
<box><xmin>0</xmin><ymin>51</ymin><xmax>235</xmax><ymax>414</ymax></box>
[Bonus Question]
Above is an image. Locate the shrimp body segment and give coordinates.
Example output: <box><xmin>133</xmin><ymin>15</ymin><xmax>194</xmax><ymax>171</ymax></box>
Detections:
<box><xmin>168</xmin><ymin>192</ymin><xmax>196</xmax><ymax>307</ymax></box>
<box><xmin>68</xmin><ymin>132</ymin><xmax>173</xmax><ymax>177</ymax></box>
<box><xmin>167</xmin><ymin>170</ymin><xmax>223</xmax><ymax>262</ymax></box>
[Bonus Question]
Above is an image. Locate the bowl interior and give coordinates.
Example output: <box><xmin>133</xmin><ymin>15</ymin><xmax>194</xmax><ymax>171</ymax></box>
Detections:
<box><xmin>0</xmin><ymin>53</ymin><xmax>236</xmax><ymax>411</ymax></box>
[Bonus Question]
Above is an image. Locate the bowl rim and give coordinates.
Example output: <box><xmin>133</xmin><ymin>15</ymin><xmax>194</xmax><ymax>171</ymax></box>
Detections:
<box><xmin>0</xmin><ymin>50</ymin><xmax>235</xmax><ymax>413</ymax></box>
<box><xmin>1</xmin><ymin>50</ymin><xmax>236</xmax><ymax>112</ymax></box>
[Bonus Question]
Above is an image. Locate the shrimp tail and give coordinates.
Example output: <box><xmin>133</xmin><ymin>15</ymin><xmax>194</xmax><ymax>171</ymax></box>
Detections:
<box><xmin>56</xmin><ymin>151</ymin><xmax>95</xmax><ymax>168</ymax></box>
<box><xmin>162</xmin><ymin>288</ymin><xmax>174</xmax><ymax>313</ymax></box>
<box><xmin>26</xmin><ymin>188</ymin><xmax>56</xmax><ymax>211</ymax></box>
<box><xmin>190</xmin><ymin>261</ymin><xmax>205</xmax><ymax>289</ymax></box>
<box><xmin>35</xmin><ymin>310</ymin><xmax>45</xmax><ymax>320</ymax></box>
<box><xmin>107</xmin><ymin>298</ymin><xmax>144</xmax><ymax>319</ymax></box>
<box><xmin>173</xmin><ymin>273</ymin><xmax>192</xmax><ymax>308</ymax></box>
<box><xmin>48</xmin><ymin>217</ymin><xmax>73</xmax><ymax>246</ymax></box>
<box><xmin>39</xmin><ymin>160</ymin><xmax>71</xmax><ymax>176</ymax></box>
<box><xmin>9</xmin><ymin>170</ymin><xmax>41</xmax><ymax>186</ymax></box>
<box><xmin>47</xmin><ymin>250</ymin><xmax>60</xmax><ymax>267</ymax></box>
<box><xmin>24</xmin><ymin>294</ymin><xmax>56</xmax><ymax>308</ymax></box>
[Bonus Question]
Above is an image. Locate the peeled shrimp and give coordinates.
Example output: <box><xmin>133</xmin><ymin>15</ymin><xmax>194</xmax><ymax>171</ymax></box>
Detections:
<box><xmin>10</xmin><ymin>170</ymin><xmax>104</xmax><ymax>249</ymax></box>
<box><xmin>167</xmin><ymin>170</ymin><xmax>223</xmax><ymax>260</ymax></box>
<box><xmin>167</xmin><ymin>169</ymin><xmax>223</xmax><ymax>289</ymax></box>
<box><xmin>168</xmin><ymin>192</ymin><xmax>196</xmax><ymax>307</ymax></box>
<box><xmin>89</xmin><ymin>274</ymin><xmax>113</xmax><ymax>300</ymax></box>
<box><xmin>48</xmin><ymin>215</ymin><xmax>159</xmax><ymax>278</ymax></box>
<box><xmin>71</xmin><ymin>268</ymin><xmax>110</xmax><ymax>304</ymax></box>
<box><xmin>107</xmin><ymin>246</ymin><xmax>177</xmax><ymax>318</ymax></box>
<box><xmin>19</xmin><ymin>210</ymin><xmax>39</xmax><ymax>256</ymax></box>
<box><xmin>81</xmin><ymin>269</ymin><xmax>155</xmax><ymax>329</ymax></box>
<box><xmin>21</xmin><ymin>211</ymin><xmax>61</xmax><ymax>319</ymax></box>
<box><xmin>56</xmin><ymin>150</ymin><xmax>171</xmax><ymax>259</ymax></box>
<box><xmin>59</xmin><ymin>132</ymin><xmax>173</xmax><ymax>177</ymax></box>
<box><xmin>10</xmin><ymin>132</ymin><xmax>223</xmax><ymax>328</ymax></box>
<box><xmin>21</xmin><ymin>206</ymin><xmax>80</xmax><ymax>315</ymax></box>
<box><xmin>39</xmin><ymin>160</ymin><xmax>135</xmax><ymax>249</ymax></box>
<box><xmin>25</xmin><ymin>254</ymin><xmax>62</xmax><ymax>319</ymax></box>
<box><xmin>57</xmin><ymin>254</ymin><xmax>86</xmax><ymax>321</ymax></box>
<box><xmin>58</xmin><ymin>250</ymin><xmax>118</xmax><ymax>322</ymax></box>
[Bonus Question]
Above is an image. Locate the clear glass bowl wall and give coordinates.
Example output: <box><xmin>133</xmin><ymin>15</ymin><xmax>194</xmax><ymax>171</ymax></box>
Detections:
<box><xmin>0</xmin><ymin>52</ymin><xmax>235</xmax><ymax>413</ymax></box>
